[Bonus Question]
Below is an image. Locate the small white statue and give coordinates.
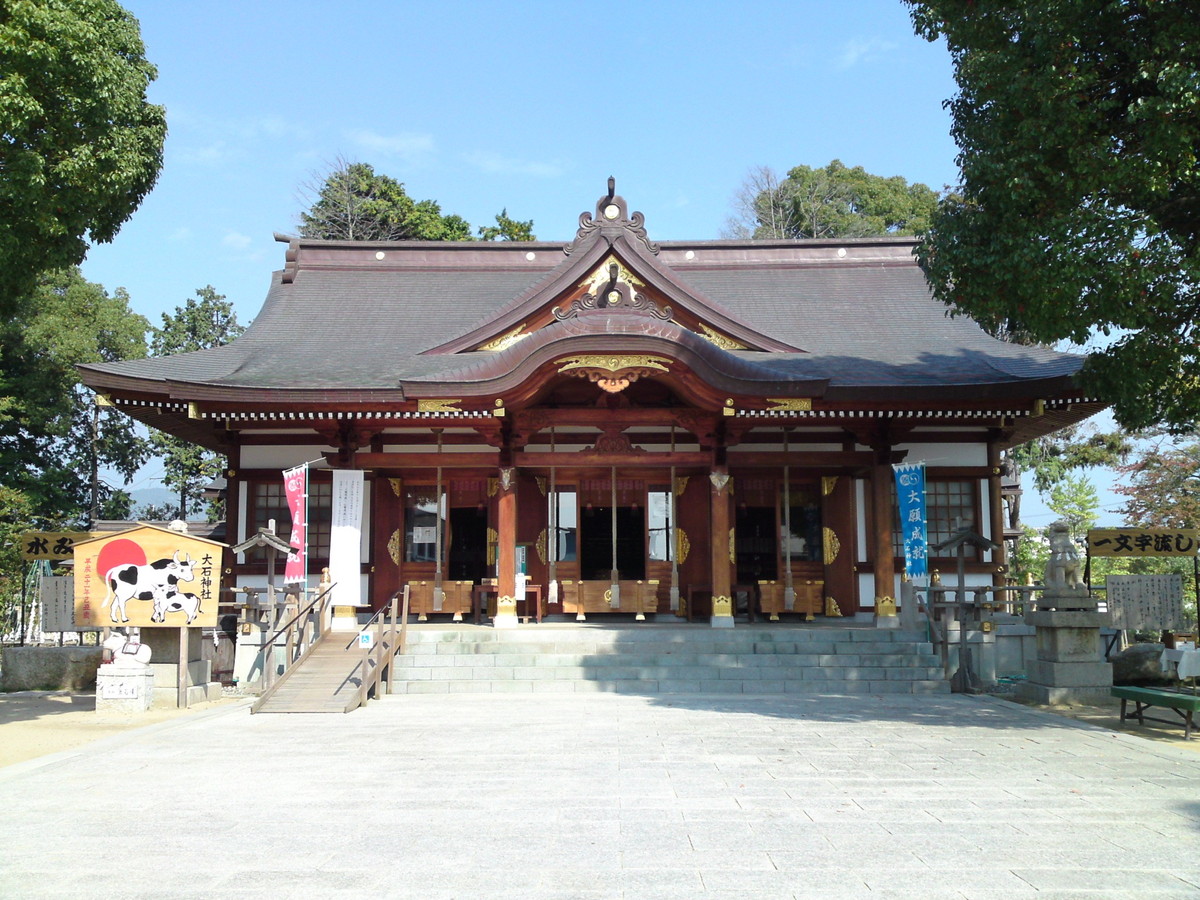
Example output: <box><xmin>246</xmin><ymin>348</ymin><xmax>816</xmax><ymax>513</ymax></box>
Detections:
<box><xmin>1044</xmin><ymin>522</ymin><xmax>1085</xmax><ymax>592</ymax></box>
<box><xmin>102</xmin><ymin>631</ymin><xmax>152</xmax><ymax>669</ymax></box>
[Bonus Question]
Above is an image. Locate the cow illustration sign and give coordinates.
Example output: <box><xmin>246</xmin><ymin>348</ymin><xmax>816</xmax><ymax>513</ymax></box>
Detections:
<box><xmin>74</xmin><ymin>525</ymin><xmax>224</xmax><ymax>629</ymax></box>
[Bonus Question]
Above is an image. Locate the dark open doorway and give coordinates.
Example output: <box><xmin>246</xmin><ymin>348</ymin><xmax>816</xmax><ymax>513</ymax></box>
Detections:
<box><xmin>579</xmin><ymin>505</ymin><xmax>646</xmax><ymax>580</ymax></box>
<box><xmin>448</xmin><ymin>506</ymin><xmax>489</xmax><ymax>582</ymax></box>
<box><xmin>736</xmin><ymin>505</ymin><xmax>778</xmax><ymax>584</ymax></box>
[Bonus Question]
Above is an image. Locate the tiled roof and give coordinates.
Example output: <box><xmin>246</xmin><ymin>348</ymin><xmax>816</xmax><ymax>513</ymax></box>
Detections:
<box><xmin>82</xmin><ymin>229</ymin><xmax>1084</xmax><ymax>398</ymax></box>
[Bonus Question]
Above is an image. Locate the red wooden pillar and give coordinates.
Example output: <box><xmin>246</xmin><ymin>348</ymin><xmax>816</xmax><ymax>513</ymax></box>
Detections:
<box><xmin>871</xmin><ymin>451</ymin><xmax>897</xmax><ymax>617</ymax></box>
<box><xmin>709</xmin><ymin>469</ymin><xmax>734</xmax><ymax>625</ymax></box>
<box><xmin>495</xmin><ymin>467</ymin><xmax>518</xmax><ymax>627</ymax></box>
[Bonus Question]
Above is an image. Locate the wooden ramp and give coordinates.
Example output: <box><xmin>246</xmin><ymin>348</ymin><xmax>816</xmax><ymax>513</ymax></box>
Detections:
<box><xmin>253</xmin><ymin>635</ymin><xmax>368</xmax><ymax>714</ymax></box>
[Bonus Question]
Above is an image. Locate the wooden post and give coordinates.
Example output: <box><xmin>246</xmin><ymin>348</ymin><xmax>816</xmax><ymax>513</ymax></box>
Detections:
<box><xmin>177</xmin><ymin>626</ymin><xmax>188</xmax><ymax>709</ymax></box>
<box><xmin>871</xmin><ymin>450</ymin><xmax>897</xmax><ymax>615</ymax></box>
<box><xmin>710</xmin><ymin>469</ymin><xmax>733</xmax><ymax>626</ymax></box>
<box><xmin>495</xmin><ymin>467</ymin><xmax>518</xmax><ymax>627</ymax></box>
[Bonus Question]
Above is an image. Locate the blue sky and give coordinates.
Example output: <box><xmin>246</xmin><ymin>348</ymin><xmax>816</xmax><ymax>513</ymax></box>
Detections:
<box><xmin>78</xmin><ymin>0</ymin><xmax>1122</xmax><ymax>524</ymax></box>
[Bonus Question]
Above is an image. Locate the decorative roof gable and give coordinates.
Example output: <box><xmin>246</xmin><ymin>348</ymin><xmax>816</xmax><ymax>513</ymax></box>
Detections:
<box><xmin>424</xmin><ymin>179</ymin><xmax>801</xmax><ymax>356</ymax></box>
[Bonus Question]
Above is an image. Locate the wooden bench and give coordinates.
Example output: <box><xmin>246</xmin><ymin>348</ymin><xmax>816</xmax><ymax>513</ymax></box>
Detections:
<box><xmin>1111</xmin><ymin>686</ymin><xmax>1200</xmax><ymax>739</ymax></box>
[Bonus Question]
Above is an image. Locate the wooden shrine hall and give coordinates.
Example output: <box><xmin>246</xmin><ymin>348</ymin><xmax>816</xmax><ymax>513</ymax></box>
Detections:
<box><xmin>80</xmin><ymin>180</ymin><xmax>1102</xmax><ymax>627</ymax></box>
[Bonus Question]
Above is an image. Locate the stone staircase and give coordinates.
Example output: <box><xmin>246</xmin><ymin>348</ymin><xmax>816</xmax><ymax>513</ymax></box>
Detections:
<box><xmin>386</xmin><ymin>624</ymin><xmax>949</xmax><ymax>695</ymax></box>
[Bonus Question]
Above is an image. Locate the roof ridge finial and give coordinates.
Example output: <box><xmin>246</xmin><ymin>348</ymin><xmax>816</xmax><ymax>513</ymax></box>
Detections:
<box><xmin>607</xmin><ymin>176</ymin><xmax>615</xmax><ymax>201</ymax></box>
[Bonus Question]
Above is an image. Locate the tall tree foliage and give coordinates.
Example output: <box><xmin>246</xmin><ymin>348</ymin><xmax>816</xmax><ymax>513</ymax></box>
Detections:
<box><xmin>299</xmin><ymin>160</ymin><xmax>472</xmax><ymax>241</ymax></box>
<box><xmin>0</xmin><ymin>267</ymin><xmax>149</xmax><ymax>524</ymax></box>
<box><xmin>478</xmin><ymin>208</ymin><xmax>536</xmax><ymax>242</ymax></box>
<box><xmin>0</xmin><ymin>0</ymin><xmax>166</xmax><ymax>313</ymax></box>
<box><xmin>725</xmin><ymin>160</ymin><xmax>938</xmax><ymax>239</ymax></box>
<box><xmin>1115</xmin><ymin>432</ymin><xmax>1200</xmax><ymax>529</ymax></box>
<box><xmin>907</xmin><ymin>0</ymin><xmax>1200</xmax><ymax>432</ymax></box>
<box><xmin>148</xmin><ymin>286</ymin><xmax>244</xmax><ymax>519</ymax></box>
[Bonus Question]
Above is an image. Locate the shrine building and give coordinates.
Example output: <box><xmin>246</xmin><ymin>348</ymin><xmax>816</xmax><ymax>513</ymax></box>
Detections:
<box><xmin>79</xmin><ymin>182</ymin><xmax>1102</xmax><ymax>625</ymax></box>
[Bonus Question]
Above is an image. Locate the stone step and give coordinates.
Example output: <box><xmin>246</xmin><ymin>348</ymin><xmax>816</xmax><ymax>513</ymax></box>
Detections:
<box><xmin>384</xmin><ymin>626</ymin><xmax>949</xmax><ymax>697</ymax></box>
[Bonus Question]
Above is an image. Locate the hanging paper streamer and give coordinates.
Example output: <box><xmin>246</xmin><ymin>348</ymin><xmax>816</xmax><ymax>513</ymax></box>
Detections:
<box><xmin>892</xmin><ymin>462</ymin><xmax>928</xmax><ymax>580</ymax></box>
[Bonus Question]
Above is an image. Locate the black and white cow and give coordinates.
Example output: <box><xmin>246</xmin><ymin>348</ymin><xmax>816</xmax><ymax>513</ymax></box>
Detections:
<box><xmin>104</xmin><ymin>551</ymin><xmax>196</xmax><ymax>623</ymax></box>
<box><xmin>152</xmin><ymin>588</ymin><xmax>203</xmax><ymax>625</ymax></box>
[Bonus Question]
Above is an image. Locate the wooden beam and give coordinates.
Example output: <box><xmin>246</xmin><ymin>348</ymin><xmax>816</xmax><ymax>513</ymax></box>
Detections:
<box><xmin>514</xmin><ymin>450</ymin><xmax>711</xmax><ymax>468</ymax></box>
<box><xmin>331</xmin><ymin>452</ymin><xmax>500</xmax><ymax>469</ymax></box>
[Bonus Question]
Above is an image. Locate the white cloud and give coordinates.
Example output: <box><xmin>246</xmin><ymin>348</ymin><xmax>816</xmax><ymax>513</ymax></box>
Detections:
<box><xmin>346</xmin><ymin>129</ymin><xmax>436</xmax><ymax>161</ymax></box>
<box><xmin>836</xmin><ymin>37</ymin><xmax>897</xmax><ymax>70</ymax></box>
<box><xmin>174</xmin><ymin>141</ymin><xmax>232</xmax><ymax>166</ymax></box>
<box><xmin>167</xmin><ymin>226</ymin><xmax>192</xmax><ymax>243</ymax></box>
<box><xmin>222</xmin><ymin>231</ymin><xmax>253</xmax><ymax>251</ymax></box>
<box><xmin>462</xmin><ymin>151</ymin><xmax>564</xmax><ymax>179</ymax></box>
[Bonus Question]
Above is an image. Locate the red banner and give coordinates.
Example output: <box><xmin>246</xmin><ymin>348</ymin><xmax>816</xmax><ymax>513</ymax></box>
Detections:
<box><xmin>283</xmin><ymin>465</ymin><xmax>307</xmax><ymax>584</ymax></box>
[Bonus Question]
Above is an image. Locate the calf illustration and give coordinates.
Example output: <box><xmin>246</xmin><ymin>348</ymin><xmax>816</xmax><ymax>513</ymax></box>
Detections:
<box><xmin>104</xmin><ymin>551</ymin><xmax>196</xmax><ymax>623</ymax></box>
<box><xmin>152</xmin><ymin>588</ymin><xmax>203</xmax><ymax>625</ymax></box>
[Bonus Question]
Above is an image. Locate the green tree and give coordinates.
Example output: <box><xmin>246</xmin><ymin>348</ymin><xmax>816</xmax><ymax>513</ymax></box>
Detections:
<box><xmin>299</xmin><ymin>160</ymin><xmax>472</xmax><ymax>241</ymax></box>
<box><xmin>725</xmin><ymin>160</ymin><xmax>938</xmax><ymax>239</ymax></box>
<box><xmin>906</xmin><ymin>1</ymin><xmax>1200</xmax><ymax>432</ymax></box>
<box><xmin>479</xmin><ymin>208</ymin><xmax>536</xmax><ymax>241</ymax></box>
<box><xmin>1114</xmin><ymin>431</ymin><xmax>1200</xmax><ymax>529</ymax></box>
<box><xmin>1047</xmin><ymin>474</ymin><xmax>1100</xmax><ymax>541</ymax></box>
<box><xmin>148</xmin><ymin>286</ymin><xmax>244</xmax><ymax>519</ymax></box>
<box><xmin>0</xmin><ymin>267</ymin><xmax>149</xmax><ymax>523</ymax></box>
<box><xmin>0</xmin><ymin>0</ymin><xmax>166</xmax><ymax>313</ymax></box>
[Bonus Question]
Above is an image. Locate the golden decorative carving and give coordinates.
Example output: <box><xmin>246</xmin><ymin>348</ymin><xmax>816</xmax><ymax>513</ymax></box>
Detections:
<box><xmin>824</xmin><ymin>596</ymin><xmax>843</xmax><ymax>617</ymax></box>
<box><xmin>823</xmin><ymin>527</ymin><xmax>841</xmax><ymax>565</ymax></box>
<box><xmin>389</xmin><ymin>478</ymin><xmax>403</xmax><ymax>498</ymax></box>
<box><xmin>821</xmin><ymin>476</ymin><xmax>838</xmax><ymax>496</ymax></box>
<box><xmin>709</xmin><ymin>472</ymin><xmax>730</xmax><ymax>493</ymax></box>
<box><xmin>535</xmin><ymin>529</ymin><xmax>547</xmax><ymax>565</ymax></box>
<box><xmin>534</xmin><ymin>476</ymin><xmax>547</xmax><ymax>496</ymax></box>
<box><xmin>387</xmin><ymin>529</ymin><xmax>402</xmax><ymax>565</ymax></box>
<box><xmin>712</xmin><ymin>595</ymin><xmax>733</xmax><ymax>617</ymax></box>
<box><xmin>674</xmin><ymin>476</ymin><xmax>689</xmax><ymax>497</ymax></box>
<box><xmin>478</xmin><ymin>325</ymin><xmax>529</xmax><ymax>352</ymax></box>
<box><xmin>487</xmin><ymin>527</ymin><xmax>498</xmax><ymax>566</ymax></box>
<box><xmin>931</xmin><ymin>569</ymin><xmax>942</xmax><ymax>585</ymax></box>
<box><xmin>676</xmin><ymin>529</ymin><xmax>690</xmax><ymax>565</ymax></box>
<box><xmin>698</xmin><ymin>323</ymin><xmax>747</xmax><ymax>351</ymax></box>
<box><xmin>417</xmin><ymin>399</ymin><xmax>463</xmax><ymax>414</ymax></box>
<box><xmin>578</xmin><ymin>256</ymin><xmax>645</xmax><ymax>294</ymax></box>
<box><xmin>496</xmin><ymin>595</ymin><xmax>518</xmax><ymax>615</ymax></box>
<box><xmin>487</xmin><ymin>477</ymin><xmax>499</xmax><ymax>497</ymax></box>
<box><xmin>678</xmin><ymin>592</ymin><xmax>688</xmax><ymax>618</ymax></box>
<box><xmin>557</xmin><ymin>355</ymin><xmax>670</xmax><ymax>375</ymax></box>
<box><xmin>729</xmin><ymin>528</ymin><xmax>736</xmax><ymax>565</ymax></box>
<box><xmin>765</xmin><ymin>397</ymin><xmax>813</xmax><ymax>411</ymax></box>
<box><xmin>499</xmin><ymin>467</ymin><xmax>515</xmax><ymax>492</ymax></box>
<box><xmin>876</xmin><ymin>596</ymin><xmax>898</xmax><ymax>616</ymax></box>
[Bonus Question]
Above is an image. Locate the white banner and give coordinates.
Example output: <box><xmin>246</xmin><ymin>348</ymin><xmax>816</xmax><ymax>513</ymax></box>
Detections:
<box><xmin>329</xmin><ymin>469</ymin><xmax>365</xmax><ymax>606</ymax></box>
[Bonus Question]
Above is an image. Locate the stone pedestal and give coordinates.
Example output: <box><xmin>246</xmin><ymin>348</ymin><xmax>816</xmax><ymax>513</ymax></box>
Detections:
<box><xmin>1018</xmin><ymin>606</ymin><xmax>1113</xmax><ymax>704</ymax></box>
<box><xmin>96</xmin><ymin>668</ymin><xmax>155</xmax><ymax>714</ymax></box>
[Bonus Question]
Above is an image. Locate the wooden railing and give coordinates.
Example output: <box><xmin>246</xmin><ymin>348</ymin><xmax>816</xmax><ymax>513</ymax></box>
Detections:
<box><xmin>349</xmin><ymin>586</ymin><xmax>409</xmax><ymax>713</ymax></box>
<box><xmin>248</xmin><ymin>581</ymin><xmax>336</xmax><ymax>713</ymax></box>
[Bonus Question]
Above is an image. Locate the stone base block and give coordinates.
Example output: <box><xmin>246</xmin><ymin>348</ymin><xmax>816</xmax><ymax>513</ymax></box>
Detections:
<box><xmin>875</xmin><ymin>615</ymin><xmax>900</xmax><ymax>629</ymax></box>
<box><xmin>1025</xmin><ymin>659</ymin><xmax>1113</xmax><ymax>687</ymax></box>
<box><xmin>1017</xmin><ymin>682</ymin><xmax>1114</xmax><ymax>706</ymax></box>
<box><xmin>96</xmin><ymin>669</ymin><xmax>155</xmax><ymax>714</ymax></box>
<box><xmin>493</xmin><ymin>614</ymin><xmax>519</xmax><ymax>630</ymax></box>
<box><xmin>710</xmin><ymin>616</ymin><xmax>735</xmax><ymax>629</ymax></box>
<box><xmin>1</xmin><ymin>646</ymin><xmax>102</xmax><ymax>691</ymax></box>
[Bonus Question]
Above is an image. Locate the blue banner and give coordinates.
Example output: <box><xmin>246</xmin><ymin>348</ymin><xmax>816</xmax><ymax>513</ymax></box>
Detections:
<box><xmin>893</xmin><ymin>463</ymin><xmax>928</xmax><ymax>580</ymax></box>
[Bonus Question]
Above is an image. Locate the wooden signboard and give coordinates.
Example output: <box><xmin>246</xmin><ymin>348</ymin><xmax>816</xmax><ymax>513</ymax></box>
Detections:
<box><xmin>74</xmin><ymin>524</ymin><xmax>225</xmax><ymax>629</ymax></box>
<box><xmin>22</xmin><ymin>531</ymin><xmax>95</xmax><ymax>561</ymax></box>
<box><xmin>1087</xmin><ymin>528</ymin><xmax>1200</xmax><ymax>558</ymax></box>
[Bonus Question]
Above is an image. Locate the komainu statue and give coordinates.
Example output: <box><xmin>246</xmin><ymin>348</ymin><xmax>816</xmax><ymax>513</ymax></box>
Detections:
<box><xmin>1044</xmin><ymin>522</ymin><xmax>1085</xmax><ymax>593</ymax></box>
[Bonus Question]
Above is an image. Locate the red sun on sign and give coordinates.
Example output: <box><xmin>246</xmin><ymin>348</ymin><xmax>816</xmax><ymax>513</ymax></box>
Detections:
<box><xmin>96</xmin><ymin>539</ymin><xmax>147</xmax><ymax>581</ymax></box>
